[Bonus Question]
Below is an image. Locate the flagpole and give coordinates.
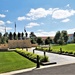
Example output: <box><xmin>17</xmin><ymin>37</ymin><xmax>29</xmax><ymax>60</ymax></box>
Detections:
<box><xmin>15</xmin><ymin>22</ymin><xmax>16</xmax><ymax>33</ymax></box>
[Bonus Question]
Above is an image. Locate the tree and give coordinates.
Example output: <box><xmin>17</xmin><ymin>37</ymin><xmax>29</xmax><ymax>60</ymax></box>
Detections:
<box><xmin>61</xmin><ymin>30</ymin><xmax>68</xmax><ymax>44</ymax></box>
<box><xmin>73</xmin><ymin>32</ymin><xmax>75</xmax><ymax>43</ymax></box>
<box><xmin>25</xmin><ymin>32</ymin><xmax>28</xmax><ymax>38</ymax></box>
<box><xmin>31</xmin><ymin>39</ymin><xmax>36</xmax><ymax>44</ymax></box>
<box><xmin>1</xmin><ymin>36</ymin><xmax>6</xmax><ymax>44</ymax></box>
<box><xmin>30</xmin><ymin>32</ymin><xmax>36</xmax><ymax>39</ymax></box>
<box><xmin>0</xmin><ymin>32</ymin><xmax>2</xmax><ymax>44</ymax></box>
<box><xmin>58</xmin><ymin>36</ymin><xmax>64</xmax><ymax>45</ymax></box>
<box><xmin>37</xmin><ymin>37</ymin><xmax>43</xmax><ymax>45</ymax></box>
<box><xmin>45</xmin><ymin>37</ymin><xmax>52</xmax><ymax>45</ymax></box>
<box><xmin>18</xmin><ymin>32</ymin><xmax>20</xmax><ymax>40</ymax></box>
<box><xmin>9</xmin><ymin>32</ymin><xmax>12</xmax><ymax>40</ymax></box>
<box><xmin>22</xmin><ymin>32</ymin><xmax>24</xmax><ymax>40</ymax></box>
<box><xmin>30</xmin><ymin>32</ymin><xmax>37</xmax><ymax>43</ymax></box>
<box><xmin>54</xmin><ymin>31</ymin><xmax>61</xmax><ymax>44</ymax></box>
<box><xmin>13</xmin><ymin>32</ymin><xmax>16</xmax><ymax>40</ymax></box>
<box><xmin>54</xmin><ymin>30</ymin><xmax>68</xmax><ymax>45</ymax></box>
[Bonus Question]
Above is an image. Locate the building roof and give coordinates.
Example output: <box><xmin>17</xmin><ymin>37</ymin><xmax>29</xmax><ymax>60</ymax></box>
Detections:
<box><xmin>68</xmin><ymin>34</ymin><xmax>73</xmax><ymax>36</ymax></box>
<box><xmin>38</xmin><ymin>36</ymin><xmax>54</xmax><ymax>40</ymax></box>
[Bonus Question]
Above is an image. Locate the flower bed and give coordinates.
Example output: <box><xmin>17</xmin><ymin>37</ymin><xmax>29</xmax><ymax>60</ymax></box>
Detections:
<box><xmin>15</xmin><ymin>49</ymin><xmax>49</xmax><ymax>63</ymax></box>
<box><xmin>35</xmin><ymin>46</ymin><xmax>75</xmax><ymax>57</ymax></box>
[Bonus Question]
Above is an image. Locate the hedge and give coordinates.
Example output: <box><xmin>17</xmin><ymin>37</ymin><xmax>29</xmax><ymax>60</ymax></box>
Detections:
<box><xmin>15</xmin><ymin>49</ymin><xmax>48</xmax><ymax>63</ymax></box>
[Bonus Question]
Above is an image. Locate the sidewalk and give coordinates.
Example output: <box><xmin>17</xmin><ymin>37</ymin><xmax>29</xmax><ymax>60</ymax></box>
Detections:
<box><xmin>28</xmin><ymin>48</ymin><xmax>75</xmax><ymax>65</ymax></box>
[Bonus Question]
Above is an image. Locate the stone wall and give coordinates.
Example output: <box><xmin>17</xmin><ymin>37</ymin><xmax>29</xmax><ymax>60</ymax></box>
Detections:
<box><xmin>0</xmin><ymin>44</ymin><xmax>8</xmax><ymax>50</ymax></box>
<box><xmin>8</xmin><ymin>39</ymin><xmax>32</xmax><ymax>49</ymax></box>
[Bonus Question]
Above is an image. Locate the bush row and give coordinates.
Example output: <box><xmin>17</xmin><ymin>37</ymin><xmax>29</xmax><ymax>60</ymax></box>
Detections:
<box><xmin>35</xmin><ymin>47</ymin><xmax>75</xmax><ymax>56</ymax></box>
<box><xmin>15</xmin><ymin>49</ymin><xmax>48</xmax><ymax>63</ymax></box>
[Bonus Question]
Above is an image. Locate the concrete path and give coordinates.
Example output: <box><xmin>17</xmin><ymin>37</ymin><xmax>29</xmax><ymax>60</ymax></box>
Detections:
<box><xmin>28</xmin><ymin>48</ymin><xmax>75</xmax><ymax>65</ymax></box>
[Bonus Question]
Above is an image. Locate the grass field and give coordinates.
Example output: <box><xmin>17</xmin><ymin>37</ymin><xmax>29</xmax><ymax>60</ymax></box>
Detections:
<box><xmin>0</xmin><ymin>51</ymin><xmax>36</xmax><ymax>73</ymax></box>
<box><xmin>52</xmin><ymin>44</ymin><xmax>75</xmax><ymax>53</ymax></box>
<box><xmin>37</xmin><ymin>44</ymin><xmax>75</xmax><ymax>53</ymax></box>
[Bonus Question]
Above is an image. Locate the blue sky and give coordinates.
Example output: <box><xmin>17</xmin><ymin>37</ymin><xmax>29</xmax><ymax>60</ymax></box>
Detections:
<box><xmin>0</xmin><ymin>0</ymin><xmax>75</xmax><ymax>36</ymax></box>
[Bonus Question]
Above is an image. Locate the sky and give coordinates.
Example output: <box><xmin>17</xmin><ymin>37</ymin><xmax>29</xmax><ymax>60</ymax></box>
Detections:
<box><xmin>0</xmin><ymin>0</ymin><xmax>75</xmax><ymax>37</ymax></box>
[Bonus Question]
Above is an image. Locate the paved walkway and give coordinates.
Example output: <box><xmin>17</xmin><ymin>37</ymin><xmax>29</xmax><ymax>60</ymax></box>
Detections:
<box><xmin>28</xmin><ymin>48</ymin><xmax>75</xmax><ymax>65</ymax></box>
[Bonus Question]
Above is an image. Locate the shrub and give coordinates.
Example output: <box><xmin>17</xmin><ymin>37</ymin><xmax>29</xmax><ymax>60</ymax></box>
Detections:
<box><xmin>40</xmin><ymin>56</ymin><xmax>48</xmax><ymax>62</ymax></box>
<box><xmin>68</xmin><ymin>52</ymin><xmax>73</xmax><ymax>55</ymax></box>
<box><xmin>73</xmin><ymin>53</ymin><xmax>75</xmax><ymax>55</ymax></box>
<box><xmin>15</xmin><ymin>49</ymin><xmax>48</xmax><ymax>63</ymax></box>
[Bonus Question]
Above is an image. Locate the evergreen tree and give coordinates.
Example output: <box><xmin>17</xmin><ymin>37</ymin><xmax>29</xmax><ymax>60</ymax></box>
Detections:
<box><xmin>54</xmin><ymin>31</ymin><xmax>61</xmax><ymax>44</ymax></box>
<box><xmin>18</xmin><ymin>32</ymin><xmax>20</xmax><ymax>40</ymax></box>
<box><xmin>37</xmin><ymin>37</ymin><xmax>43</xmax><ymax>45</ymax></box>
<box><xmin>45</xmin><ymin>37</ymin><xmax>52</xmax><ymax>45</ymax></box>
<box><xmin>9</xmin><ymin>32</ymin><xmax>12</xmax><ymax>40</ymax></box>
<box><xmin>13</xmin><ymin>32</ymin><xmax>16</xmax><ymax>40</ymax></box>
<box><xmin>22</xmin><ymin>32</ymin><xmax>24</xmax><ymax>39</ymax></box>
<box><xmin>73</xmin><ymin>32</ymin><xmax>75</xmax><ymax>43</ymax></box>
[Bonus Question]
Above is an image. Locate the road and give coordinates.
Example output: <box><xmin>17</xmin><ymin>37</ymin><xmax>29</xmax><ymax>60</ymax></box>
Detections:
<box><xmin>14</xmin><ymin>63</ymin><xmax>75</xmax><ymax>75</ymax></box>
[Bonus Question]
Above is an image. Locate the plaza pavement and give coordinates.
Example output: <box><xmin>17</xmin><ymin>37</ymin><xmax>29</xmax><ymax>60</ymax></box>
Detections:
<box><xmin>28</xmin><ymin>47</ymin><xmax>75</xmax><ymax>65</ymax></box>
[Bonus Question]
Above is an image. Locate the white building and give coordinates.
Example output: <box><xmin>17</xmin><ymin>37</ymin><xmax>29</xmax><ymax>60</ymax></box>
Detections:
<box><xmin>67</xmin><ymin>34</ymin><xmax>74</xmax><ymax>43</ymax></box>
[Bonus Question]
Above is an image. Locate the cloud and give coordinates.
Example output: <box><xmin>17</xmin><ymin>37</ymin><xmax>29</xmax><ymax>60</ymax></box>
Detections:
<box><xmin>0</xmin><ymin>26</ymin><xmax>12</xmax><ymax>33</ymax></box>
<box><xmin>35</xmin><ymin>30</ymin><xmax>56</xmax><ymax>37</ymax></box>
<box><xmin>26</xmin><ymin>22</ymin><xmax>40</xmax><ymax>28</ymax></box>
<box><xmin>35</xmin><ymin>28</ymin><xmax>75</xmax><ymax>36</ymax></box>
<box><xmin>26</xmin><ymin>8</ymin><xmax>48</xmax><ymax>20</ymax></box>
<box><xmin>17</xmin><ymin>7</ymin><xmax>75</xmax><ymax>21</ymax></box>
<box><xmin>5</xmin><ymin>10</ymin><xmax>9</xmax><ymax>12</ymax></box>
<box><xmin>26</xmin><ymin>8</ymin><xmax>56</xmax><ymax>20</ymax></box>
<box><xmin>27</xmin><ymin>28</ymin><xmax>75</xmax><ymax>37</ymax></box>
<box><xmin>17</xmin><ymin>16</ymin><xmax>26</xmax><ymax>21</ymax></box>
<box><xmin>67</xmin><ymin>28</ymin><xmax>75</xmax><ymax>34</ymax></box>
<box><xmin>0</xmin><ymin>14</ymin><xmax>6</xmax><ymax>18</ymax></box>
<box><xmin>6</xmin><ymin>27</ymin><xmax>12</xmax><ymax>31</ymax></box>
<box><xmin>66</xmin><ymin>4</ymin><xmax>70</xmax><ymax>7</ymax></box>
<box><xmin>0</xmin><ymin>20</ymin><xmax>5</xmax><ymax>25</ymax></box>
<box><xmin>26</xmin><ymin>8</ymin><xmax>75</xmax><ymax>20</ymax></box>
<box><xmin>61</xmin><ymin>18</ymin><xmax>70</xmax><ymax>22</ymax></box>
<box><xmin>37</xmin><ymin>29</ymin><xmax>44</xmax><ymax>32</ymax></box>
<box><xmin>52</xmin><ymin>9</ymin><xmax>75</xmax><ymax>19</ymax></box>
<box><xmin>6</xmin><ymin>21</ymin><xmax>12</xmax><ymax>24</ymax></box>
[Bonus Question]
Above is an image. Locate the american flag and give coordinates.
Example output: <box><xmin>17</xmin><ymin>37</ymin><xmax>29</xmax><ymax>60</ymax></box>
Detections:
<box><xmin>24</xmin><ymin>27</ymin><xmax>26</xmax><ymax>32</ymax></box>
<box><xmin>15</xmin><ymin>22</ymin><xmax>16</xmax><ymax>28</ymax></box>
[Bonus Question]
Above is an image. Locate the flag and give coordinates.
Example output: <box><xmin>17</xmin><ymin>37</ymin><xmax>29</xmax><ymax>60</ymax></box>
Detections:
<box><xmin>15</xmin><ymin>22</ymin><xmax>16</xmax><ymax>33</ymax></box>
<box><xmin>15</xmin><ymin>22</ymin><xmax>16</xmax><ymax>28</ymax></box>
<box><xmin>24</xmin><ymin>28</ymin><xmax>26</xmax><ymax>32</ymax></box>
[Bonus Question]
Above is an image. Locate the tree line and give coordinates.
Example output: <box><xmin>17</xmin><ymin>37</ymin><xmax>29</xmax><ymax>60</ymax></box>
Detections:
<box><xmin>0</xmin><ymin>31</ymin><xmax>75</xmax><ymax>45</ymax></box>
<box><xmin>0</xmin><ymin>32</ymin><xmax>28</xmax><ymax>44</ymax></box>
<box><xmin>30</xmin><ymin>31</ymin><xmax>75</xmax><ymax>45</ymax></box>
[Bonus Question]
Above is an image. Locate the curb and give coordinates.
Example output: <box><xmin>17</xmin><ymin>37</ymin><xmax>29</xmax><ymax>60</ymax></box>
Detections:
<box><xmin>0</xmin><ymin>62</ymin><xmax>75</xmax><ymax>75</ymax></box>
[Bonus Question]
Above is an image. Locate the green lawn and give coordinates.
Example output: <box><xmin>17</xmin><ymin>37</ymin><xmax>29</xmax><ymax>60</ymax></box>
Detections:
<box><xmin>37</xmin><ymin>44</ymin><xmax>75</xmax><ymax>53</ymax></box>
<box><xmin>52</xmin><ymin>44</ymin><xmax>75</xmax><ymax>53</ymax></box>
<box><xmin>0</xmin><ymin>51</ymin><xmax>36</xmax><ymax>73</ymax></box>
